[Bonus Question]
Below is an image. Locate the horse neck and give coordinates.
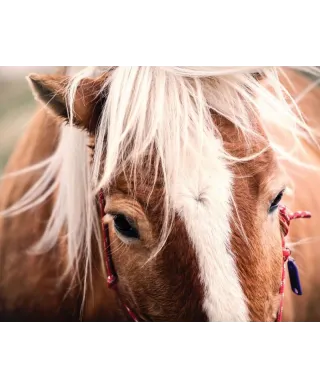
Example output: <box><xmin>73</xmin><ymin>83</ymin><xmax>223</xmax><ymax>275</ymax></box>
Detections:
<box><xmin>0</xmin><ymin>106</ymin><xmax>125</xmax><ymax>321</ymax></box>
<box><xmin>0</xmin><ymin>107</ymin><xmax>83</xmax><ymax>320</ymax></box>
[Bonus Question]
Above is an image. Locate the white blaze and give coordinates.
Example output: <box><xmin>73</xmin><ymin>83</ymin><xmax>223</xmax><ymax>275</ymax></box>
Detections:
<box><xmin>169</xmin><ymin>131</ymin><xmax>249</xmax><ymax>322</ymax></box>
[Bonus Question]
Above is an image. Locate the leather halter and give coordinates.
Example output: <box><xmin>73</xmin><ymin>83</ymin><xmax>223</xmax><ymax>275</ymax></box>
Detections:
<box><xmin>98</xmin><ymin>189</ymin><xmax>310</xmax><ymax>322</ymax></box>
<box><xmin>98</xmin><ymin>190</ymin><xmax>140</xmax><ymax>321</ymax></box>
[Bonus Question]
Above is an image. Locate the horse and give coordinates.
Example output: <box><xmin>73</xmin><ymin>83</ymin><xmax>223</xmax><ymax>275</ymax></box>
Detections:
<box><xmin>0</xmin><ymin>66</ymin><xmax>320</xmax><ymax>322</ymax></box>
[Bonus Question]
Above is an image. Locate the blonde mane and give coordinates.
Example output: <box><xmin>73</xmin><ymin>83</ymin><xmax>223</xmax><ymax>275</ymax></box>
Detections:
<box><xmin>2</xmin><ymin>66</ymin><xmax>320</xmax><ymax>294</ymax></box>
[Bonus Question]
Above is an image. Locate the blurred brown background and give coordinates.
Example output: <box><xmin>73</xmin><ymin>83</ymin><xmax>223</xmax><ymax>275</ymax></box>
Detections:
<box><xmin>0</xmin><ymin>66</ymin><xmax>56</xmax><ymax>173</ymax></box>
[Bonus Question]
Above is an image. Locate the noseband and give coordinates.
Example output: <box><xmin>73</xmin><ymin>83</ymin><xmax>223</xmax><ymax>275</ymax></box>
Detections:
<box><xmin>98</xmin><ymin>189</ymin><xmax>310</xmax><ymax>322</ymax></box>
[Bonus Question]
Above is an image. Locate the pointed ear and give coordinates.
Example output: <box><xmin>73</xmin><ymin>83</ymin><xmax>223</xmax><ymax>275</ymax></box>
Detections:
<box><xmin>27</xmin><ymin>73</ymin><xmax>108</xmax><ymax>133</ymax></box>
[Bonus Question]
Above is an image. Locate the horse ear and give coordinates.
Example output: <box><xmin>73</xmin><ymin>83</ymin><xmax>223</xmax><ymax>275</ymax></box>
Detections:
<box><xmin>27</xmin><ymin>73</ymin><xmax>107</xmax><ymax>133</ymax></box>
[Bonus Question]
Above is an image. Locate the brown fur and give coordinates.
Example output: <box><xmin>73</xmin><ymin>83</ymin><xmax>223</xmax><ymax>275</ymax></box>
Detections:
<box><xmin>223</xmin><ymin>123</ymin><xmax>284</xmax><ymax>321</ymax></box>
<box><xmin>0</xmin><ymin>108</ymin><xmax>80</xmax><ymax>320</ymax></box>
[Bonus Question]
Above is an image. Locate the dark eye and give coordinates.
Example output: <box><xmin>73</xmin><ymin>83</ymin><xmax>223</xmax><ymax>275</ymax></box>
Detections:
<box><xmin>113</xmin><ymin>214</ymin><xmax>140</xmax><ymax>240</ymax></box>
<box><xmin>269</xmin><ymin>190</ymin><xmax>285</xmax><ymax>213</ymax></box>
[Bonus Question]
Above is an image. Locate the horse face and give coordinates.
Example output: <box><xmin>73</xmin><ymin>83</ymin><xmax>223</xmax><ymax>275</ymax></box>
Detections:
<box><xmin>28</xmin><ymin>70</ymin><xmax>286</xmax><ymax>322</ymax></box>
<box><xmin>100</xmin><ymin>119</ymin><xmax>286</xmax><ymax>322</ymax></box>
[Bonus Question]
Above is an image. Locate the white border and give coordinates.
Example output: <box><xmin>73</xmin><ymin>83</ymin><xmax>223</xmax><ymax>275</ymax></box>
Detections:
<box><xmin>0</xmin><ymin>323</ymin><xmax>318</xmax><ymax>388</ymax></box>
<box><xmin>0</xmin><ymin>1</ymin><xmax>319</xmax><ymax>65</ymax></box>
<box><xmin>0</xmin><ymin>2</ymin><xmax>319</xmax><ymax>387</ymax></box>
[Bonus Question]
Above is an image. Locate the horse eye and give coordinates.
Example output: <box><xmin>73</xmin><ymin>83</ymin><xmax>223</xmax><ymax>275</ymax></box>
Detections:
<box><xmin>113</xmin><ymin>214</ymin><xmax>140</xmax><ymax>239</ymax></box>
<box><xmin>269</xmin><ymin>190</ymin><xmax>285</xmax><ymax>213</ymax></box>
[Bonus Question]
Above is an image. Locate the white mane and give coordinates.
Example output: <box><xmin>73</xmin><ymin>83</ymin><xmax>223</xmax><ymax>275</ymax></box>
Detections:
<box><xmin>1</xmin><ymin>66</ymin><xmax>320</xmax><ymax>295</ymax></box>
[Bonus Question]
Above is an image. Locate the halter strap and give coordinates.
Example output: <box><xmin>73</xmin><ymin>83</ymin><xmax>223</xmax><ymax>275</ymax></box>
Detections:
<box><xmin>276</xmin><ymin>205</ymin><xmax>311</xmax><ymax>322</ymax></box>
<box><xmin>98</xmin><ymin>189</ymin><xmax>140</xmax><ymax>322</ymax></box>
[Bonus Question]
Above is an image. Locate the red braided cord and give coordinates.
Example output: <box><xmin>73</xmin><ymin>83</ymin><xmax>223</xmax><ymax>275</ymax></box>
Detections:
<box><xmin>276</xmin><ymin>205</ymin><xmax>311</xmax><ymax>322</ymax></box>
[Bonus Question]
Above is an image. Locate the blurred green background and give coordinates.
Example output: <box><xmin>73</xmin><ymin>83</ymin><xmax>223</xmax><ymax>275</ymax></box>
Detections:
<box><xmin>0</xmin><ymin>67</ymin><xmax>56</xmax><ymax>173</ymax></box>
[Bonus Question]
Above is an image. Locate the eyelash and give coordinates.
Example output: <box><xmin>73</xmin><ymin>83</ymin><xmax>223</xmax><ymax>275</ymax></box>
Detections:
<box><xmin>269</xmin><ymin>190</ymin><xmax>285</xmax><ymax>213</ymax></box>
